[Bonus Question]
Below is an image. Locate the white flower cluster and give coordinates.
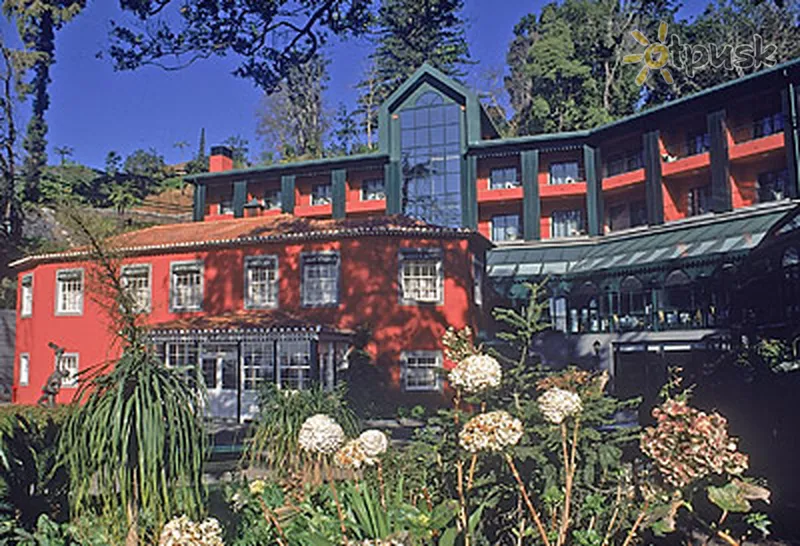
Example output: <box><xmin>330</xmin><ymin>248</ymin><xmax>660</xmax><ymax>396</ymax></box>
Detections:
<box><xmin>298</xmin><ymin>414</ymin><xmax>345</xmax><ymax>455</ymax></box>
<box><xmin>358</xmin><ymin>429</ymin><xmax>389</xmax><ymax>462</ymax></box>
<box><xmin>335</xmin><ymin>430</ymin><xmax>390</xmax><ymax>469</ymax></box>
<box><xmin>459</xmin><ymin>410</ymin><xmax>523</xmax><ymax>453</ymax></box>
<box><xmin>158</xmin><ymin>515</ymin><xmax>225</xmax><ymax>546</ymax></box>
<box><xmin>537</xmin><ymin>387</ymin><xmax>583</xmax><ymax>425</ymax></box>
<box><xmin>448</xmin><ymin>354</ymin><xmax>502</xmax><ymax>394</ymax></box>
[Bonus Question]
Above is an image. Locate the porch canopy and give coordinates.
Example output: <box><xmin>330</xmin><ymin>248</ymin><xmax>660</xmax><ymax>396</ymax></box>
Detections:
<box><xmin>147</xmin><ymin>310</ymin><xmax>353</xmax><ymax>421</ymax></box>
<box><xmin>488</xmin><ymin>202</ymin><xmax>797</xmax><ymax>293</ymax></box>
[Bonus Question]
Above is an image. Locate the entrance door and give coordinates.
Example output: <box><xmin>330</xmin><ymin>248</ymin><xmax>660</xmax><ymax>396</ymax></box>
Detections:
<box><xmin>200</xmin><ymin>343</ymin><xmax>238</xmax><ymax>420</ymax></box>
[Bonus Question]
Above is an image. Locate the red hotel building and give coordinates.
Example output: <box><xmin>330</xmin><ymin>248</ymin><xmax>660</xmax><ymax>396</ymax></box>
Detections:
<box><xmin>11</xmin><ymin>60</ymin><xmax>800</xmax><ymax>418</ymax></box>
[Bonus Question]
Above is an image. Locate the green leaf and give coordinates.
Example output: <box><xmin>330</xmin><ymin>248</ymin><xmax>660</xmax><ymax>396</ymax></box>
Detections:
<box><xmin>438</xmin><ymin>526</ymin><xmax>458</xmax><ymax>546</ymax></box>
<box><xmin>708</xmin><ymin>482</ymin><xmax>751</xmax><ymax>513</ymax></box>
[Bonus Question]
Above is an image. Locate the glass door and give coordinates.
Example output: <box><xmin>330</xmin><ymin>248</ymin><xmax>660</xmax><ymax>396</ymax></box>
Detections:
<box><xmin>200</xmin><ymin>343</ymin><xmax>238</xmax><ymax>420</ymax></box>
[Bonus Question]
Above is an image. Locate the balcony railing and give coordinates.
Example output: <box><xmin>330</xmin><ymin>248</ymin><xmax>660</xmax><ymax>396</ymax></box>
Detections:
<box><xmin>730</xmin><ymin>113</ymin><xmax>784</xmax><ymax>144</ymax></box>
<box><xmin>605</xmin><ymin>150</ymin><xmax>643</xmax><ymax>177</ymax></box>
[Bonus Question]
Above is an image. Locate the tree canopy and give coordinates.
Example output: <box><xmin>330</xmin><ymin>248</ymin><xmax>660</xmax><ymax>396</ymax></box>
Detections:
<box><xmin>108</xmin><ymin>0</ymin><xmax>372</xmax><ymax>92</ymax></box>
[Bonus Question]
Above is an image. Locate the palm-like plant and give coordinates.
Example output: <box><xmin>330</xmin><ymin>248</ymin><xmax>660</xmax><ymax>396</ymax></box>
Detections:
<box><xmin>58</xmin><ymin>208</ymin><xmax>206</xmax><ymax>545</ymax></box>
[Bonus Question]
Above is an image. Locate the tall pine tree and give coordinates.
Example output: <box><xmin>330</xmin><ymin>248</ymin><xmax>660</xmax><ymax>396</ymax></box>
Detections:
<box><xmin>356</xmin><ymin>0</ymin><xmax>472</xmax><ymax>147</ymax></box>
<box><xmin>3</xmin><ymin>0</ymin><xmax>85</xmax><ymax>203</ymax></box>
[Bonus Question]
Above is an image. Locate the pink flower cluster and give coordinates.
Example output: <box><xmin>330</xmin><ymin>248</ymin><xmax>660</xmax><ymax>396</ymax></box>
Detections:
<box><xmin>641</xmin><ymin>399</ymin><xmax>749</xmax><ymax>489</ymax></box>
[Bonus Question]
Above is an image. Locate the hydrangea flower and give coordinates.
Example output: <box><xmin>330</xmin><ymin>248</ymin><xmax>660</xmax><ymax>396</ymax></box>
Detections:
<box><xmin>448</xmin><ymin>354</ymin><xmax>502</xmax><ymax>394</ymax></box>
<box><xmin>641</xmin><ymin>399</ymin><xmax>749</xmax><ymax>488</ymax></box>
<box><xmin>298</xmin><ymin>414</ymin><xmax>345</xmax><ymax>455</ymax></box>
<box><xmin>459</xmin><ymin>410</ymin><xmax>523</xmax><ymax>453</ymax></box>
<box><xmin>358</xmin><ymin>429</ymin><xmax>389</xmax><ymax>464</ymax></box>
<box><xmin>334</xmin><ymin>439</ymin><xmax>369</xmax><ymax>469</ymax></box>
<box><xmin>158</xmin><ymin>515</ymin><xmax>225</xmax><ymax>546</ymax></box>
<box><xmin>537</xmin><ymin>387</ymin><xmax>583</xmax><ymax>424</ymax></box>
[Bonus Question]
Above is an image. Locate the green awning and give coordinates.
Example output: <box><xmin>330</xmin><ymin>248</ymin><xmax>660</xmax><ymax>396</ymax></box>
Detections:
<box><xmin>487</xmin><ymin>202</ymin><xmax>798</xmax><ymax>285</ymax></box>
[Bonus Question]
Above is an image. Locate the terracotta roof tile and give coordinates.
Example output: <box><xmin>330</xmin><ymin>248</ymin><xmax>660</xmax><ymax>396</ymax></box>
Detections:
<box><xmin>11</xmin><ymin>214</ymin><xmax>487</xmax><ymax>268</ymax></box>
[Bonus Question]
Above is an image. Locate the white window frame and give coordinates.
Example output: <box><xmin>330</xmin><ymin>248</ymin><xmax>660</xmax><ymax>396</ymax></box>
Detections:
<box><xmin>20</xmin><ymin>273</ymin><xmax>33</xmax><ymax>318</ymax></box>
<box><xmin>402</xmin><ymin>350</ymin><xmax>443</xmax><ymax>392</ymax></box>
<box><xmin>489</xmin><ymin>167</ymin><xmax>519</xmax><ymax>189</ymax></box>
<box><xmin>19</xmin><ymin>353</ymin><xmax>29</xmax><ymax>386</ymax></box>
<box><xmin>121</xmin><ymin>263</ymin><xmax>152</xmax><ymax>314</ymax></box>
<box><xmin>360</xmin><ymin>179</ymin><xmax>386</xmax><ymax>201</ymax></box>
<box><xmin>170</xmin><ymin>261</ymin><xmax>204</xmax><ymax>312</ymax></box>
<box><xmin>57</xmin><ymin>352</ymin><xmax>79</xmax><ymax>388</ymax></box>
<box><xmin>242</xmin><ymin>341</ymin><xmax>275</xmax><ymax>391</ymax></box>
<box><xmin>244</xmin><ymin>255</ymin><xmax>279</xmax><ymax>309</ymax></box>
<box><xmin>399</xmin><ymin>249</ymin><xmax>443</xmax><ymax>305</ymax></box>
<box><xmin>491</xmin><ymin>214</ymin><xmax>521</xmax><ymax>242</ymax></box>
<box><xmin>311</xmin><ymin>184</ymin><xmax>332</xmax><ymax>206</ymax></box>
<box><xmin>549</xmin><ymin>161</ymin><xmax>580</xmax><ymax>185</ymax></box>
<box><xmin>55</xmin><ymin>268</ymin><xmax>84</xmax><ymax>316</ymax></box>
<box><xmin>551</xmin><ymin>210</ymin><xmax>583</xmax><ymax>238</ymax></box>
<box><xmin>263</xmin><ymin>188</ymin><xmax>282</xmax><ymax>210</ymax></box>
<box><xmin>277</xmin><ymin>340</ymin><xmax>312</xmax><ymax>390</ymax></box>
<box><xmin>302</xmin><ymin>252</ymin><xmax>340</xmax><ymax>307</ymax></box>
<box><xmin>473</xmin><ymin>256</ymin><xmax>484</xmax><ymax>306</ymax></box>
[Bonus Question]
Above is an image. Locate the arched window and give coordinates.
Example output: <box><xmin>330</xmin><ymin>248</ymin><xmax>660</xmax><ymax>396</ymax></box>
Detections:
<box><xmin>570</xmin><ymin>282</ymin><xmax>600</xmax><ymax>333</ymax></box>
<box><xmin>416</xmin><ymin>91</ymin><xmax>443</xmax><ymax>107</ymax></box>
<box><xmin>399</xmin><ymin>89</ymin><xmax>462</xmax><ymax>227</ymax></box>
<box><xmin>663</xmin><ymin>269</ymin><xmax>694</xmax><ymax>329</ymax></box>
<box><xmin>619</xmin><ymin>276</ymin><xmax>647</xmax><ymax>331</ymax></box>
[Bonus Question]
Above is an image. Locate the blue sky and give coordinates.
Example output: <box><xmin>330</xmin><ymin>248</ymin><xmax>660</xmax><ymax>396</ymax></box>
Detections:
<box><xmin>0</xmin><ymin>1</ymin><xmax>702</xmax><ymax>170</ymax></box>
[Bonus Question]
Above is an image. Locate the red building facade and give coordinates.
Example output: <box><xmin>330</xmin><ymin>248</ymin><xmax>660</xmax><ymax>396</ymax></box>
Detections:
<box><xmin>13</xmin><ymin>216</ymin><xmax>488</xmax><ymax>419</ymax></box>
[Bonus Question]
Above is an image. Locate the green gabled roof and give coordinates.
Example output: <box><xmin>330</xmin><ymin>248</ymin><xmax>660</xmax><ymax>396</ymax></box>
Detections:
<box><xmin>185</xmin><ymin>152</ymin><xmax>389</xmax><ymax>183</ymax></box>
<box><xmin>381</xmin><ymin>62</ymin><xmax>480</xmax><ymax>113</ymax></box>
<box><xmin>487</xmin><ymin>201</ymin><xmax>799</xmax><ymax>284</ymax></box>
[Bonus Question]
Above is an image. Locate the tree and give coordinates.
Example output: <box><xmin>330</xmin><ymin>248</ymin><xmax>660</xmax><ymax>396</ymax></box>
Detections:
<box><xmin>643</xmin><ymin>0</ymin><xmax>800</xmax><ymax>105</ymax></box>
<box><xmin>3</xmin><ymin>0</ymin><xmax>85</xmax><ymax>203</ymax></box>
<box><xmin>222</xmin><ymin>134</ymin><xmax>250</xmax><ymax>168</ymax></box>
<box><xmin>185</xmin><ymin>128</ymin><xmax>207</xmax><ymax>174</ymax></box>
<box><xmin>172</xmin><ymin>140</ymin><xmax>189</xmax><ymax>160</ymax></box>
<box><xmin>330</xmin><ymin>103</ymin><xmax>361</xmax><ymax>156</ymax></box>
<box><xmin>256</xmin><ymin>54</ymin><xmax>330</xmax><ymax>161</ymax></box>
<box><xmin>123</xmin><ymin>148</ymin><xmax>166</xmax><ymax>183</ymax></box>
<box><xmin>53</xmin><ymin>144</ymin><xmax>72</xmax><ymax>165</ymax></box>
<box><xmin>108</xmin><ymin>0</ymin><xmax>371</xmax><ymax>92</ymax></box>
<box><xmin>506</xmin><ymin>1</ymin><xmax>669</xmax><ymax>135</ymax></box>
<box><xmin>356</xmin><ymin>0</ymin><xmax>472</xmax><ymax>137</ymax></box>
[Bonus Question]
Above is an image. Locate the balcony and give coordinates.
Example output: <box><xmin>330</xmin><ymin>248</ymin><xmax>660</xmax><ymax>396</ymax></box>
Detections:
<box><xmin>662</xmin><ymin>138</ymin><xmax>710</xmax><ymax>178</ymax></box>
<box><xmin>295</xmin><ymin>203</ymin><xmax>333</xmax><ymax>217</ymax></box>
<box><xmin>540</xmin><ymin>181</ymin><xmax>587</xmax><ymax>198</ymax></box>
<box><xmin>346</xmin><ymin>198</ymin><xmax>387</xmax><ymax>214</ymax></box>
<box><xmin>729</xmin><ymin>115</ymin><xmax>785</xmax><ymax>162</ymax></box>
<box><xmin>478</xmin><ymin>184</ymin><xmax>523</xmax><ymax>204</ymax></box>
<box><xmin>602</xmin><ymin>168</ymin><xmax>645</xmax><ymax>192</ymax></box>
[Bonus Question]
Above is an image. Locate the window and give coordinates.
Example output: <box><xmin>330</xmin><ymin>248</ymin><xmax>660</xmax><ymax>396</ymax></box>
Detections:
<box><xmin>688</xmin><ymin>185</ymin><xmax>710</xmax><ymax>216</ymax></box>
<box><xmin>56</xmin><ymin>269</ymin><xmax>83</xmax><ymax>315</ymax></box>
<box><xmin>302</xmin><ymin>253</ymin><xmax>339</xmax><ymax>306</ymax></box>
<box><xmin>400</xmin><ymin>90</ymin><xmax>463</xmax><ymax>228</ymax></box>
<box><xmin>311</xmin><ymin>184</ymin><xmax>332</xmax><ymax>206</ymax></box>
<box><xmin>121</xmin><ymin>264</ymin><xmax>151</xmax><ymax>313</ymax></box>
<box><xmin>264</xmin><ymin>189</ymin><xmax>282</xmax><ymax>210</ymax></box>
<box><xmin>549</xmin><ymin>162</ymin><xmax>579</xmax><ymax>185</ymax></box>
<box><xmin>220</xmin><ymin>198</ymin><xmax>234</xmax><ymax>215</ymax></box>
<box><xmin>242</xmin><ymin>342</ymin><xmax>275</xmax><ymax>391</ymax></box>
<box><xmin>170</xmin><ymin>261</ymin><xmax>203</xmax><ymax>311</ymax></box>
<box><xmin>399</xmin><ymin>249</ymin><xmax>443</xmax><ymax>304</ymax></box>
<box><xmin>473</xmin><ymin>257</ymin><xmax>484</xmax><ymax>306</ymax></box>
<box><xmin>361</xmin><ymin>179</ymin><xmax>385</xmax><ymax>201</ymax></box>
<box><xmin>551</xmin><ymin>210</ymin><xmax>583</xmax><ymax>238</ymax></box>
<box><xmin>278</xmin><ymin>340</ymin><xmax>312</xmax><ymax>390</ymax></box>
<box><xmin>20</xmin><ymin>274</ymin><xmax>32</xmax><ymax>317</ymax></box>
<box><xmin>165</xmin><ymin>342</ymin><xmax>199</xmax><ymax>387</ymax></box>
<box><xmin>686</xmin><ymin>132</ymin><xmax>710</xmax><ymax>156</ymax></box>
<box><xmin>550</xmin><ymin>297</ymin><xmax>568</xmax><ymax>332</ymax></box>
<box><xmin>403</xmin><ymin>350</ymin><xmax>442</xmax><ymax>391</ymax></box>
<box><xmin>757</xmin><ymin>170</ymin><xmax>788</xmax><ymax>203</ymax></box>
<box><xmin>57</xmin><ymin>353</ymin><xmax>79</xmax><ymax>388</ymax></box>
<box><xmin>630</xmin><ymin>201</ymin><xmax>647</xmax><ymax>227</ymax></box>
<box><xmin>490</xmin><ymin>167</ymin><xmax>519</xmax><ymax>189</ymax></box>
<box><xmin>753</xmin><ymin>112</ymin><xmax>783</xmax><ymax>139</ymax></box>
<box><xmin>19</xmin><ymin>353</ymin><xmax>29</xmax><ymax>386</ymax></box>
<box><xmin>245</xmin><ymin>255</ymin><xmax>279</xmax><ymax>309</ymax></box>
<box><xmin>491</xmin><ymin>214</ymin><xmax>520</xmax><ymax>242</ymax></box>
<box><xmin>606</xmin><ymin>151</ymin><xmax>643</xmax><ymax>176</ymax></box>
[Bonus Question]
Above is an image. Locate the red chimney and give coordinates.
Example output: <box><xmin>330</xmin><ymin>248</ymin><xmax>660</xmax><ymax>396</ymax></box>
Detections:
<box><xmin>209</xmin><ymin>145</ymin><xmax>234</xmax><ymax>172</ymax></box>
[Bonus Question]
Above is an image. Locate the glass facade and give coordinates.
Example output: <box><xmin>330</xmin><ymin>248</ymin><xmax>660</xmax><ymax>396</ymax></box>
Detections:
<box><xmin>400</xmin><ymin>91</ymin><xmax>462</xmax><ymax>227</ymax></box>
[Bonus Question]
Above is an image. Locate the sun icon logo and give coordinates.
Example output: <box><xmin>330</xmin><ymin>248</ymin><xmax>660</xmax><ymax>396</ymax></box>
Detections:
<box><xmin>624</xmin><ymin>21</ymin><xmax>674</xmax><ymax>86</ymax></box>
